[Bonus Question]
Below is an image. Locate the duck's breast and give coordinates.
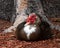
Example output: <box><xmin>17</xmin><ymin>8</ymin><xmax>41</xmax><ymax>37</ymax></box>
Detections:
<box><xmin>23</xmin><ymin>25</ymin><xmax>36</xmax><ymax>39</ymax></box>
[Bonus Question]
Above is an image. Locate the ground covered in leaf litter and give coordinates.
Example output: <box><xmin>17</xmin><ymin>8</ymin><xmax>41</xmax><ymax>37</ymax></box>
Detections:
<box><xmin>0</xmin><ymin>19</ymin><xmax>60</xmax><ymax>48</ymax></box>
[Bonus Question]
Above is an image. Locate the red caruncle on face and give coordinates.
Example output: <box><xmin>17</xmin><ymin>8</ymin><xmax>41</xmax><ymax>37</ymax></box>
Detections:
<box><xmin>26</xmin><ymin>14</ymin><xmax>37</xmax><ymax>24</ymax></box>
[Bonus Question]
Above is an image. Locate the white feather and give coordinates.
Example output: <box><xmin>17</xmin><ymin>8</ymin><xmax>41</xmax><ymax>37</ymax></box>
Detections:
<box><xmin>24</xmin><ymin>25</ymin><xmax>36</xmax><ymax>39</ymax></box>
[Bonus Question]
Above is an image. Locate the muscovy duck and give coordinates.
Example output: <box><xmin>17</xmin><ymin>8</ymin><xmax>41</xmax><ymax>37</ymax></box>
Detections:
<box><xmin>15</xmin><ymin>13</ymin><xmax>53</xmax><ymax>41</ymax></box>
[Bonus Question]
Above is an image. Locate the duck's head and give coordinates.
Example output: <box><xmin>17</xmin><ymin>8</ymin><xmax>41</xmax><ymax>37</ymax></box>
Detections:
<box><xmin>25</xmin><ymin>13</ymin><xmax>41</xmax><ymax>26</ymax></box>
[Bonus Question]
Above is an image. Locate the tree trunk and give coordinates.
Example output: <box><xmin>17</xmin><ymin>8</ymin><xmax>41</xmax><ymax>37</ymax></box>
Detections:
<box><xmin>3</xmin><ymin>0</ymin><xmax>60</xmax><ymax>32</ymax></box>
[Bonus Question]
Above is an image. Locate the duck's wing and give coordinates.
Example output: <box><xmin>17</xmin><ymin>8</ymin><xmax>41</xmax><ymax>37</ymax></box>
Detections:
<box><xmin>17</xmin><ymin>22</ymin><xmax>26</xmax><ymax>30</ymax></box>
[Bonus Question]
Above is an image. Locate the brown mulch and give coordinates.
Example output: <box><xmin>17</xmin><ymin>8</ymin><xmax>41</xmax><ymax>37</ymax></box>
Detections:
<box><xmin>0</xmin><ymin>19</ymin><xmax>60</xmax><ymax>48</ymax></box>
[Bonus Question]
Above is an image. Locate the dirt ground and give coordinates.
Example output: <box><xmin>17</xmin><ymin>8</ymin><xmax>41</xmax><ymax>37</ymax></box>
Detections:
<box><xmin>0</xmin><ymin>19</ymin><xmax>60</xmax><ymax>48</ymax></box>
